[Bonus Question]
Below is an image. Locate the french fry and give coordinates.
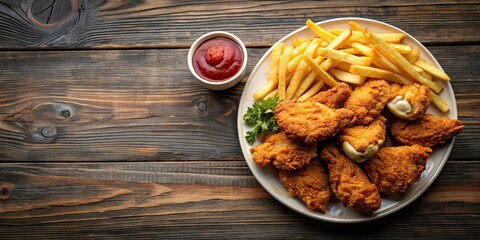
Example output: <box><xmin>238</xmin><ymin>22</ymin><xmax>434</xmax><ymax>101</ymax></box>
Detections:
<box><xmin>303</xmin><ymin>55</ymin><xmax>338</xmax><ymax>87</ymax></box>
<box><xmin>414</xmin><ymin>59</ymin><xmax>451</xmax><ymax>81</ymax></box>
<box><xmin>349</xmin><ymin>21</ymin><xmax>365</xmax><ymax>31</ymax></box>
<box><xmin>317</xmin><ymin>48</ymin><xmax>372</xmax><ymax>66</ymax></box>
<box><xmin>329</xmin><ymin>68</ymin><xmax>366</xmax><ymax>85</ymax></box>
<box><xmin>363</xmin><ymin>29</ymin><xmax>443</xmax><ymax>93</ymax></box>
<box><xmin>351</xmin><ymin>42</ymin><xmax>373</xmax><ymax>56</ymax></box>
<box><xmin>287</xmin><ymin>54</ymin><xmax>303</xmax><ymax>74</ymax></box>
<box><xmin>349</xmin><ymin>65</ymin><xmax>414</xmax><ymax>85</ymax></box>
<box><xmin>390</xmin><ymin>43</ymin><xmax>412</xmax><ymax>54</ymax></box>
<box><xmin>430</xmin><ymin>92</ymin><xmax>449</xmax><ymax>113</ymax></box>
<box><xmin>292</xmin><ymin>56</ymin><xmax>323</xmax><ymax>99</ymax></box>
<box><xmin>263</xmin><ymin>89</ymin><xmax>278</xmax><ymax>100</ymax></box>
<box><xmin>298</xmin><ymin>80</ymin><xmax>325</xmax><ymax>101</ymax></box>
<box><xmin>403</xmin><ymin>46</ymin><xmax>420</xmax><ymax>64</ymax></box>
<box><xmin>292</xmin><ymin>40</ymin><xmax>310</xmax><ymax>57</ymax></box>
<box><xmin>335</xmin><ymin>62</ymin><xmax>351</xmax><ymax>72</ymax></box>
<box><xmin>253</xmin><ymin>42</ymin><xmax>283</xmax><ymax>100</ymax></box>
<box><xmin>293</xmin><ymin>38</ymin><xmax>309</xmax><ymax>48</ymax></box>
<box><xmin>420</xmin><ymin>70</ymin><xmax>433</xmax><ymax>81</ymax></box>
<box><xmin>278</xmin><ymin>46</ymin><xmax>293</xmax><ymax>100</ymax></box>
<box><xmin>306</xmin><ymin>19</ymin><xmax>336</xmax><ymax>42</ymax></box>
<box><xmin>371</xmin><ymin>46</ymin><xmax>404</xmax><ymax>74</ymax></box>
<box><xmin>285</xmin><ymin>40</ymin><xmax>321</xmax><ymax>99</ymax></box>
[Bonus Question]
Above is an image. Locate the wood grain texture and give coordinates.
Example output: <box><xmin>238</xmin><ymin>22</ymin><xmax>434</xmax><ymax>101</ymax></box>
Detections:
<box><xmin>0</xmin><ymin>0</ymin><xmax>479</xmax><ymax>49</ymax></box>
<box><xmin>0</xmin><ymin>47</ymin><xmax>478</xmax><ymax>161</ymax></box>
<box><xmin>0</xmin><ymin>161</ymin><xmax>478</xmax><ymax>238</ymax></box>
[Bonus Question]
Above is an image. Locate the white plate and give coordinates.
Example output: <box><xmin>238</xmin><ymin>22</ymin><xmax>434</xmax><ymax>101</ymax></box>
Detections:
<box><xmin>237</xmin><ymin>18</ymin><xmax>457</xmax><ymax>223</ymax></box>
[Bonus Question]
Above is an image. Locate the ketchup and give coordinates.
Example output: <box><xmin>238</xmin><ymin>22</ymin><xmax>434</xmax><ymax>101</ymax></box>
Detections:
<box><xmin>193</xmin><ymin>37</ymin><xmax>243</xmax><ymax>81</ymax></box>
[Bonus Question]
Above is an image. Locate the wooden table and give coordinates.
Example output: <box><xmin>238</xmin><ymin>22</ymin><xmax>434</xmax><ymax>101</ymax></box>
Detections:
<box><xmin>1</xmin><ymin>0</ymin><xmax>479</xmax><ymax>238</ymax></box>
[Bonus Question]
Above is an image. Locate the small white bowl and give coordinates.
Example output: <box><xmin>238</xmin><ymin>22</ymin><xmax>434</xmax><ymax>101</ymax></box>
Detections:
<box><xmin>188</xmin><ymin>31</ymin><xmax>247</xmax><ymax>90</ymax></box>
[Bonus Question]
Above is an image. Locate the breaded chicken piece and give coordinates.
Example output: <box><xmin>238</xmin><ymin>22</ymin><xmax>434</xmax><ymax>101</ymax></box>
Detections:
<box><xmin>275</xmin><ymin>100</ymin><xmax>355</xmax><ymax>144</ymax></box>
<box><xmin>307</xmin><ymin>82</ymin><xmax>352</xmax><ymax>109</ymax></box>
<box><xmin>250</xmin><ymin>132</ymin><xmax>317</xmax><ymax>171</ymax></box>
<box><xmin>363</xmin><ymin>145</ymin><xmax>432</xmax><ymax>194</ymax></box>
<box><xmin>344</xmin><ymin>79</ymin><xmax>391</xmax><ymax>125</ymax></box>
<box><xmin>338</xmin><ymin>115</ymin><xmax>387</xmax><ymax>163</ymax></box>
<box><xmin>321</xmin><ymin>144</ymin><xmax>381</xmax><ymax>214</ymax></box>
<box><xmin>391</xmin><ymin>114</ymin><xmax>464</xmax><ymax>148</ymax></box>
<box><xmin>279</xmin><ymin>158</ymin><xmax>332</xmax><ymax>212</ymax></box>
<box><xmin>387</xmin><ymin>83</ymin><xmax>432</xmax><ymax>120</ymax></box>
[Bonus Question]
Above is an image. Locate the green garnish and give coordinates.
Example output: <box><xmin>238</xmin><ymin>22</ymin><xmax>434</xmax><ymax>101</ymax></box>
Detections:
<box><xmin>243</xmin><ymin>95</ymin><xmax>281</xmax><ymax>144</ymax></box>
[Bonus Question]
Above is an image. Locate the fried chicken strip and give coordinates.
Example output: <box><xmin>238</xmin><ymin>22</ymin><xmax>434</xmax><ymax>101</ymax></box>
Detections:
<box><xmin>279</xmin><ymin>158</ymin><xmax>332</xmax><ymax>212</ymax></box>
<box><xmin>307</xmin><ymin>82</ymin><xmax>352</xmax><ymax>109</ymax></box>
<box><xmin>391</xmin><ymin>113</ymin><xmax>464</xmax><ymax>148</ymax></box>
<box><xmin>387</xmin><ymin>83</ymin><xmax>432</xmax><ymax>120</ymax></box>
<box><xmin>338</xmin><ymin>115</ymin><xmax>387</xmax><ymax>162</ymax></box>
<box><xmin>275</xmin><ymin>100</ymin><xmax>355</xmax><ymax>144</ymax></box>
<box><xmin>344</xmin><ymin>79</ymin><xmax>391</xmax><ymax>125</ymax></box>
<box><xmin>363</xmin><ymin>145</ymin><xmax>432</xmax><ymax>194</ymax></box>
<box><xmin>321</xmin><ymin>144</ymin><xmax>381</xmax><ymax>214</ymax></box>
<box><xmin>250</xmin><ymin>132</ymin><xmax>317</xmax><ymax>171</ymax></box>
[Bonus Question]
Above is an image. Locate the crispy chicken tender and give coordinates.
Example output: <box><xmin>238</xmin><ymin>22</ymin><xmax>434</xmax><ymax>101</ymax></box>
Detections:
<box><xmin>279</xmin><ymin>158</ymin><xmax>332</xmax><ymax>212</ymax></box>
<box><xmin>387</xmin><ymin>83</ymin><xmax>432</xmax><ymax>120</ymax></box>
<box><xmin>307</xmin><ymin>82</ymin><xmax>353</xmax><ymax>108</ymax></box>
<box><xmin>344</xmin><ymin>79</ymin><xmax>391</xmax><ymax>125</ymax></box>
<box><xmin>338</xmin><ymin>115</ymin><xmax>387</xmax><ymax>162</ymax></box>
<box><xmin>321</xmin><ymin>144</ymin><xmax>381</xmax><ymax>214</ymax></box>
<box><xmin>363</xmin><ymin>145</ymin><xmax>432</xmax><ymax>194</ymax></box>
<box><xmin>275</xmin><ymin>100</ymin><xmax>355</xmax><ymax>144</ymax></box>
<box><xmin>391</xmin><ymin>114</ymin><xmax>464</xmax><ymax>148</ymax></box>
<box><xmin>250</xmin><ymin>132</ymin><xmax>317</xmax><ymax>171</ymax></box>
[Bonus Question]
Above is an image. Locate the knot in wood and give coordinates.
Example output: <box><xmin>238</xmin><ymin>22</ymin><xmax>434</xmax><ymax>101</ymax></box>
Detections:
<box><xmin>28</xmin><ymin>0</ymin><xmax>79</xmax><ymax>28</ymax></box>
<box><xmin>0</xmin><ymin>183</ymin><xmax>13</xmax><ymax>200</ymax></box>
<box><xmin>41</xmin><ymin>126</ymin><xmax>55</xmax><ymax>138</ymax></box>
<box><xmin>198</xmin><ymin>101</ymin><xmax>208</xmax><ymax>112</ymax></box>
<box><xmin>60</xmin><ymin>109</ymin><xmax>71</xmax><ymax>118</ymax></box>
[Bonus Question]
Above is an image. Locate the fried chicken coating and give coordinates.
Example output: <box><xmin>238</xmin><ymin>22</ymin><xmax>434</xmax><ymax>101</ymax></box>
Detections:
<box><xmin>275</xmin><ymin>100</ymin><xmax>355</xmax><ymax>144</ymax></box>
<box><xmin>338</xmin><ymin>115</ymin><xmax>387</xmax><ymax>162</ymax></box>
<box><xmin>363</xmin><ymin>145</ymin><xmax>432</xmax><ymax>194</ymax></box>
<box><xmin>391</xmin><ymin>114</ymin><xmax>464</xmax><ymax>148</ymax></box>
<box><xmin>250</xmin><ymin>132</ymin><xmax>317</xmax><ymax>171</ymax></box>
<box><xmin>307</xmin><ymin>82</ymin><xmax>352</xmax><ymax>109</ymax></box>
<box><xmin>387</xmin><ymin>83</ymin><xmax>432</xmax><ymax>120</ymax></box>
<box><xmin>344</xmin><ymin>79</ymin><xmax>391</xmax><ymax>125</ymax></box>
<box><xmin>279</xmin><ymin>158</ymin><xmax>332</xmax><ymax>212</ymax></box>
<box><xmin>321</xmin><ymin>144</ymin><xmax>381</xmax><ymax>214</ymax></box>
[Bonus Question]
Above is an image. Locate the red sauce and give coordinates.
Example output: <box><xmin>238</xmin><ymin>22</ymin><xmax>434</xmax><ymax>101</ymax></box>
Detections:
<box><xmin>193</xmin><ymin>37</ymin><xmax>243</xmax><ymax>81</ymax></box>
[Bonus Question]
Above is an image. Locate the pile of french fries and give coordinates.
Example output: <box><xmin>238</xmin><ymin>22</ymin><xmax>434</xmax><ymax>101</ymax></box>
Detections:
<box><xmin>253</xmin><ymin>19</ymin><xmax>450</xmax><ymax>112</ymax></box>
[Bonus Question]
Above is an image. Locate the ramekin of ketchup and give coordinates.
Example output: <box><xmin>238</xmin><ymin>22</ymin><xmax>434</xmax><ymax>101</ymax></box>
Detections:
<box><xmin>188</xmin><ymin>31</ymin><xmax>247</xmax><ymax>90</ymax></box>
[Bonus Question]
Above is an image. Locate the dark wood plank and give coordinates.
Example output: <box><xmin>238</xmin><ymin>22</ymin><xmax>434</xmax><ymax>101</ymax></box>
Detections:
<box><xmin>0</xmin><ymin>0</ymin><xmax>479</xmax><ymax>49</ymax></box>
<box><xmin>0</xmin><ymin>46</ymin><xmax>478</xmax><ymax>161</ymax></box>
<box><xmin>0</xmin><ymin>161</ymin><xmax>478</xmax><ymax>238</ymax></box>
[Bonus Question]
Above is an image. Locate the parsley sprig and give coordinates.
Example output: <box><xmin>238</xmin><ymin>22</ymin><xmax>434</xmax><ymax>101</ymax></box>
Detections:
<box><xmin>243</xmin><ymin>95</ymin><xmax>281</xmax><ymax>144</ymax></box>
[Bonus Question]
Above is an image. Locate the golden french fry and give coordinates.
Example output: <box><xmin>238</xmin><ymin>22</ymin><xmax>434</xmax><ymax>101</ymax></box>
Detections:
<box><xmin>293</xmin><ymin>71</ymin><xmax>317</xmax><ymax>99</ymax></box>
<box><xmin>371</xmin><ymin>46</ymin><xmax>403</xmax><ymax>74</ymax></box>
<box><xmin>293</xmin><ymin>38</ymin><xmax>309</xmax><ymax>48</ymax></box>
<box><xmin>303</xmin><ymin>55</ymin><xmax>338</xmax><ymax>87</ymax></box>
<box><xmin>414</xmin><ymin>59</ymin><xmax>451</xmax><ymax>81</ymax></box>
<box><xmin>317</xmin><ymin>48</ymin><xmax>372</xmax><ymax>66</ymax></box>
<box><xmin>335</xmin><ymin>62</ymin><xmax>351</xmax><ymax>72</ymax></box>
<box><xmin>349</xmin><ymin>65</ymin><xmax>414</xmax><ymax>85</ymax></box>
<box><xmin>329</xmin><ymin>68</ymin><xmax>366</xmax><ymax>85</ymax></box>
<box><xmin>430</xmin><ymin>92</ymin><xmax>449</xmax><ymax>113</ymax></box>
<box><xmin>320</xmin><ymin>58</ymin><xmax>341</xmax><ymax>71</ymax></box>
<box><xmin>363</xmin><ymin>29</ymin><xmax>443</xmax><ymax>93</ymax></box>
<box><xmin>287</xmin><ymin>54</ymin><xmax>303</xmax><ymax>74</ymax></box>
<box><xmin>285</xmin><ymin>40</ymin><xmax>321</xmax><ymax>99</ymax></box>
<box><xmin>420</xmin><ymin>70</ymin><xmax>433</xmax><ymax>81</ymax></box>
<box><xmin>278</xmin><ymin>46</ymin><xmax>293</xmax><ymax>100</ymax></box>
<box><xmin>348</xmin><ymin>21</ymin><xmax>364</xmax><ymax>32</ymax></box>
<box><xmin>403</xmin><ymin>46</ymin><xmax>420</xmax><ymax>64</ymax></box>
<box><xmin>351</xmin><ymin>42</ymin><xmax>373</xmax><ymax>56</ymax></box>
<box><xmin>306</xmin><ymin>19</ymin><xmax>336</xmax><ymax>42</ymax></box>
<box><xmin>298</xmin><ymin>80</ymin><xmax>325</xmax><ymax>102</ymax></box>
<box><xmin>292</xmin><ymin>40</ymin><xmax>310</xmax><ymax>57</ymax></box>
<box><xmin>253</xmin><ymin>42</ymin><xmax>283</xmax><ymax>100</ymax></box>
<box><xmin>390</xmin><ymin>43</ymin><xmax>412</xmax><ymax>54</ymax></box>
<box><xmin>327</xmin><ymin>29</ymin><xmax>352</xmax><ymax>49</ymax></box>
<box><xmin>263</xmin><ymin>89</ymin><xmax>278</xmax><ymax>100</ymax></box>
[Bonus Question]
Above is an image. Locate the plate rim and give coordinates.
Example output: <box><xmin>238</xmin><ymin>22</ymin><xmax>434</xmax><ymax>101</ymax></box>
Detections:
<box><xmin>237</xmin><ymin>17</ymin><xmax>457</xmax><ymax>223</ymax></box>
